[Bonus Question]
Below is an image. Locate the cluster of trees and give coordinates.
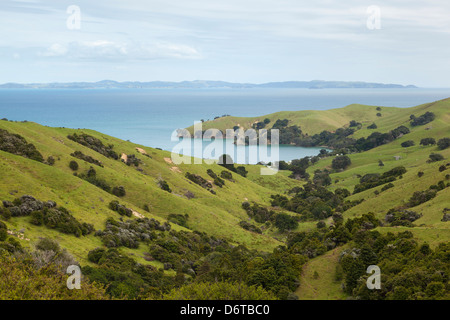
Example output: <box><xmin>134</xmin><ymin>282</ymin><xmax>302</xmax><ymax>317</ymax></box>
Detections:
<box><xmin>384</xmin><ymin>209</ymin><xmax>422</xmax><ymax>227</ymax></box>
<box><xmin>95</xmin><ymin>217</ymin><xmax>171</xmax><ymax>249</ymax></box>
<box><xmin>241</xmin><ymin>202</ymin><xmax>275</xmax><ymax>224</ymax></box>
<box><xmin>251</xmin><ymin>118</ymin><xmax>271</xmax><ymax>130</ymax></box>
<box><xmin>158</xmin><ymin>179</ymin><xmax>172</xmax><ymax>193</ymax></box>
<box><xmin>354</xmin><ymin>125</ymin><xmax>410</xmax><ymax>151</ymax></box>
<box><xmin>337</xmin><ymin>230</ymin><xmax>450</xmax><ymax>299</ymax></box>
<box><xmin>332</xmin><ymin>155</ymin><xmax>352</xmax><ymax>170</ymax></box>
<box><xmin>353</xmin><ymin>166</ymin><xmax>407</xmax><ymax>194</ymax></box>
<box><xmin>76</xmin><ymin>166</ymin><xmax>126</xmax><ymax>197</ymax></box>
<box><xmin>0</xmin><ymin>237</ymin><xmax>109</xmax><ymax>299</ymax></box>
<box><xmin>239</xmin><ymin>221</ymin><xmax>262</xmax><ymax>234</ymax></box>
<box><xmin>122</xmin><ymin>154</ymin><xmax>142</xmax><ymax>167</ymax></box>
<box><xmin>167</xmin><ymin>213</ymin><xmax>189</xmax><ymax>228</ymax></box>
<box><xmin>410</xmin><ymin>111</ymin><xmax>435</xmax><ymax>126</ymax></box>
<box><xmin>269</xmin><ymin>182</ymin><xmax>360</xmax><ymax>221</ymax></box>
<box><xmin>0</xmin><ymin>195</ymin><xmax>93</xmax><ymax>237</ymax></box>
<box><xmin>67</xmin><ymin>133</ymin><xmax>119</xmax><ymax>160</ymax></box>
<box><xmin>0</xmin><ymin>128</ymin><xmax>44</xmax><ymax>162</ymax></box>
<box><xmin>108</xmin><ymin>200</ymin><xmax>133</xmax><ymax>217</ymax></box>
<box><xmin>70</xmin><ymin>151</ymin><xmax>103</xmax><ymax>167</ymax></box>
<box><xmin>185</xmin><ymin>172</ymin><xmax>215</xmax><ymax>194</ymax></box>
<box><xmin>218</xmin><ymin>155</ymin><xmax>248</xmax><ymax>177</ymax></box>
<box><xmin>207</xmin><ymin>169</ymin><xmax>226</xmax><ymax>187</ymax></box>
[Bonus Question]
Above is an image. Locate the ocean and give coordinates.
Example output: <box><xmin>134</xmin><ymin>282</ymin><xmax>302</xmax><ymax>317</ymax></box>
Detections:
<box><xmin>1</xmin><ymin>87</ymin><xmax>449</xmax><ymax>163</ymax></box>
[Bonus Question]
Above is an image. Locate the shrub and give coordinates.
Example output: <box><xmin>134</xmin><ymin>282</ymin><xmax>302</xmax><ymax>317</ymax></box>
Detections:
<box><xmin>46</xmin><ymin>156</ymin><xmax>55</xmax><ymax>165</ymax></box>
<box><xmin>239</xmin><ymin>221</ymin><xmax>262</xmax><ymax>234</ymax></box>
<box><xmin>437</xmin><ymin>138</ymin><xmax>450</xmax><ymax>150</ymax></box>
<box><xmin>236</xmin><ymin>166</ymin><xmax>248</xmax><ymax>177</ymax></box>
<box><xmin>158</xmin><ymin>180</ymin><xmax>172</xmax><ymax>193</ymax></box>
<box><xmin>67</xmin><ymin>133</ymin><xmax>119</xmax><ymax>160</ymax></box>
<box><xmin>71</xmin><ymin>151</ymin><xmax>103</xmax><ymax>167</ymax></box>
<box><xmin>69</xmin><ymin>160</ymin><xmax>79</xmax><ymax>171</ymax></box>
<box><xmin>367</xmin><ymin>123</ymin><xmax>377</xmax><ymax>129</ymax></box>
<box><xmin>410</xmin><ymin>112</ymin><xmax>435</xmax><ymax>126</ymax></box>
<box><xmin>220</xmin><ymin>170</ymin><xmax>233</xmax><ymax>180</ymax></box>
<box><xmin>332</xmin><ymin>155</ymin><xmax>352</xmax><ymax>171</ymax></box>
<box><xmin>420</xmin><ymin>138</ymin><xmax>436</xmax><ymax>146</ymax></box>
<box><xmin>428</xmin><ymin>153</ymin><xmax>445</xmax><ymax>163</ymax></box>
<box><xmin>274</xmin><ymin>213</ymin><xmax>298</xmax><ymax>232</ymax></box>
<box><xmin>401</xmin><ymin>140</ymin><xmax>415</xmax><ymax>148</ymax></box>
<box><xmin>408</xmin><ymin>190</ymin><xmax>437</xmax><ymax>207</ymax></box>
<box><xmin>112</xmin><ymin>186</ymin><xmax>126</xmax><ymax>197</ymax></box>
<box><xmin>0</xmin><ymin>129</ymin><xmax>44</xmax><ymax>162</ymax></box>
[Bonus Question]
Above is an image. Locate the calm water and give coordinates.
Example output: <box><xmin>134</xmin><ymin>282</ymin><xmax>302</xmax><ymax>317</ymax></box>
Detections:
<box><xmin>1</xmin><ymin>87</ymin><xmax>449</xmax><ymax>163</ymax></box>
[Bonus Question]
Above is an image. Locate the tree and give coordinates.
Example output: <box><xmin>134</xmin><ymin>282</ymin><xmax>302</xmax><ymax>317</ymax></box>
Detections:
<box><xmin>112</xmin><ymin>186</ymin><xmax>126</xmax><ymax>197</ymax></box>
<box><xmin>420</xmin><ymin>138</ymin><xmax>436</xmax><ymax>146</ymax></box>
<box><xmin>428</xmin><ymin>153</ymin><xmax>444</xmax><ymax>163</ymax></box>
<box><xmin>401</xmin><ymin>140</ymin><xmax>415</xmax><ymax>148</ymax></box>
<box><xmin>274</xmin><ymin>213</ymin><xmax>298</xmax><ymax>232</ymax></box>
<box><xmin>437</xmin><ymin>138</ymin><xmax>450</xmax><ymax>150</ymax></box>
<box><xmin>69</xmin><ymin>160</ymin><xmax>79</xmax><ymax>171</ymax></box>
<box><xmin>332</xmin><ymin>155</ymin><xmax>352</xmax><ymax>171</ymax></box>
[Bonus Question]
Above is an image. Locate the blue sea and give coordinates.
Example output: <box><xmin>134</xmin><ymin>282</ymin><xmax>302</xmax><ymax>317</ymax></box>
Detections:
<box><xmin>1</xmin><ymin>87</ymin><xmax>449</xmax><ymax>163</ymax></box>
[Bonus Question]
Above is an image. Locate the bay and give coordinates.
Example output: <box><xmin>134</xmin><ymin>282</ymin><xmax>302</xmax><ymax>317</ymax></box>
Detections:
<box><xmin>1</xmin><ymin>87</ymin><xmax>449</xmax><ymax>163</ymax></box>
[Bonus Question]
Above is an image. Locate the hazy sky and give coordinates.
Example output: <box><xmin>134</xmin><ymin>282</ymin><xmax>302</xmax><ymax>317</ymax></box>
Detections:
<box><xmin>1</xmin><ymin>0</ymin><xmax>449</xmax><ymax>86</ymax></box>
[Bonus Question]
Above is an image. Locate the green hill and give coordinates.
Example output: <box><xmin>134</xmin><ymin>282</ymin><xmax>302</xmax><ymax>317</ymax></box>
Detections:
<box><xmin>0</xmin><ymin>97</ymin><xmax>449</xmax><ymax>300</ymax></box>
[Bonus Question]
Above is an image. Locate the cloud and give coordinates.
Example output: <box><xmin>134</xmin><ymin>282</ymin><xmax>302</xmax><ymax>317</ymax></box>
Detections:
<box><xmin>39</xmin><ymin>40</ymin><xmax>202</xmax><ymax>60</ymax></box>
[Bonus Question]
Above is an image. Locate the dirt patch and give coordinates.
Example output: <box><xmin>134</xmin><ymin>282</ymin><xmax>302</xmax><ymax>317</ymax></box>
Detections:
<box><xmin>132</xmin><ymin>210</ymin><xmax>144</xmax><ymax>219</ymax></box>
<box><xmin>121</xmin><ymin>153</ymin><xmax>128</xmax><ymax>162</ymax></box>
<box><xmin>164</xmin><ymin>157</ymin><xmax>174</xmax><ymax>164</ymax></box>
<box><xmin>136</xmin><ymin>147</ymin><xmax>148</xmax><ymax>155</ymax></box>
<box><xmin>170</xmin><ymin>166</ymin><xmax>182</xmax><ymax>173</ymax></box>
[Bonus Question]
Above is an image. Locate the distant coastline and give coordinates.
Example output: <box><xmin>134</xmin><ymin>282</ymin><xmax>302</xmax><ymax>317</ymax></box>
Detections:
<box><xmin>0</xmin><ymin>79</ymin><xmax>417</xmax><ymax>90</ymax></box>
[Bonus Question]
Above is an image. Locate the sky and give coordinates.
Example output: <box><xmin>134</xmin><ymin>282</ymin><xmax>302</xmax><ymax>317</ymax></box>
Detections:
<box><xmin>0</xmin><ymin>0</ymin><xmax>450</xmax><ymax>87</ymax></box>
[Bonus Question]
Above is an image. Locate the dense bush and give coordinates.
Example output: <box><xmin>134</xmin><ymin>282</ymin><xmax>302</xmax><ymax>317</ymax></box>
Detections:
<box><xmin>428</xmin><ymin>153</ymin><xmax>445</xmax><ymax>163</ymax></box>
<box><xmin>69</xmin><ymin>160</ymin><xmax>79</xmax><ymax>171</ymax></box>
<box><xmin>108</xmin><ymin>200</ymin><xmax>132</xmax><ymax>217</ymax></box>
<box><xmin>168</xmin><ymin>214</ymin><xmax>189</xmax><ymax>228</ymax></box>
<box><xmin>112</xmin><ymin>186</ymin><xmax>126</xmax><ymax>197</ymax></box>
<box><xmin>242</xmin><ymin>202</ymin><xmax>275</xmax><ymax>223</ymax></box>
<box><xmin>0</xmin><ymin>195</ymin><xmax>95</xmax><ymax>237</ymax></box>
<box><xmin>274</xmin><ymin>213</ymin><xmax>298</xmax><ymax>232</ymax></box>
<box><xmin>420</xmin><ymin>138</ymin><xmax>436</xmax><ymax>146</ymax></box>
<box><xmin>367</xmin><ymin>123</ymin><xmax>377</xmax><ymax>129</ymax></box>
<box><xmin>0</xmin><ymin>129</ymin><xmax>44</xmax><ymax>162</ymax></box>
<box><xmin>239</xmin><ymin>221</ymin><xmax>262</xmax><ymax>234</ymax></box>
<box><xmin>437</xmin><ymin>138</ymin><xmax>450</xmax><ymax>150</ymax></box>
<box><xmin>67</xmin><ymin>133</ymin><xmax>119</xmax><ymax>160</ymax></box>
<box><xmin>71</xmin><ymin>151</ymin><xmax>103</xmax><ymax>167</ymax></box>
<box><xmin>185</xmin><ymin>172</ymin><xmax>214</xmax><ymax>193</ymax></box>
<box><xmin>207</xmin><ymin>169</ymin><xmax>225</xmax><ymax>187</ymax></box>
<box><xmin>158</xmin><ymin>180</ymin><xmax>172</xmax><ymax>193</ymax></box>
<box><xmin>410</xmin><ymin>111</ymin><xmax>435</xmax><ymax>126</ymax></box>
<box><xmin>407</xmin><ymin>189</ymin><xmax>437</xmax><ymax>207</ymax></box>
<box><xmin>338</xmin><ymin>231</ymin><xmax>450</xmax><ymax>299</ymax></box>
<box><xmin>332</xmin><ymin>155</ymin><xmax>352</xmax><ymax>170</ymax></box>
<box><xmin>401</xmin><ymin>140</ymin><xmax>415</xmax><ymax>148</ymax></box>
<box><xmin>353</xmin><ymin>166</ymin><xmax>406</xmax><ymax>194</ymax></box>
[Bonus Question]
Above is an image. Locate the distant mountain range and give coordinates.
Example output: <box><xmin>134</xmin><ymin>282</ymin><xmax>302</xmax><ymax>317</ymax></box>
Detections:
<box><xmin>0</xmin><ymin>80</ymin><xmax>417</xmax><ymax>89</ymax></box>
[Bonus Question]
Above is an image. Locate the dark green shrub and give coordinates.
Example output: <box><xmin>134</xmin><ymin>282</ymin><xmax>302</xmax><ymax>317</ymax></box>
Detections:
<box><xmin>332</xmin><ymin>155</ymin><xmax>351</xmax><ymax>170</ymax></box>
<box><xmin>420</xmin><ymin>138</ymin><xmax>436</xmax><ymax>146</ymax></box>
<box><xmin>401</xmin><ymin>140</ymin><xmax>415</xmax><ymax>148</ymax></box>
<box><xmin>112</xmin><ymin>186</ymin><xmax>126</xmax><ymax>197</ymax></box>
<box><xmin>437</xmin><ymin>138</ymin><xmax>450</xmax><ymax>150</ymax></box>
<box><xmin>69</xmin><ymin>160</ymin><xmax>79</xmax><ymax>171</ymax></box>
<box><xmin>428</xmin><ymin>153</ymin><xmax>445</xmax><ymax>163</ymax></box>
<box><xmin>158</xmin><ymin>180</ymin><xmax>172</xmax><ymax>193</ymax></box>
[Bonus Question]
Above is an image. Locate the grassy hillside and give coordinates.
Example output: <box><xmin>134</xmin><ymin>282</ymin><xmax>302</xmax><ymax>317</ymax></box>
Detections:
<box><xmin>0</xmin><ymin>97</ymin><xmax>449</xmax><ymax>300</ymax></box>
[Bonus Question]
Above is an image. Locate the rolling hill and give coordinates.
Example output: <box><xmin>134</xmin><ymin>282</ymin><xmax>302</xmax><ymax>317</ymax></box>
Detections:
<box><xmin>0</xmin><ymin>97</ymin><xmax>449</xmax><ymax>300</ymax></box>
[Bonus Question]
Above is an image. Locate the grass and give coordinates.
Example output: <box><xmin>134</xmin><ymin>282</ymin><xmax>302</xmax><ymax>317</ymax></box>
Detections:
<box><xmin>1</xmin><ymin>97</ymin><xmax>449</xmax><ymax>299</ymax></box>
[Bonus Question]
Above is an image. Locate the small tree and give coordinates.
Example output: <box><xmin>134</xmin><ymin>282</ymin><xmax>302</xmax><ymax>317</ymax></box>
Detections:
<box><xmin>420</xmin><ymin>138</ymin><xmax>436</xmax><ymax>146</ymax></box>
<box><xmin>69</xmin><ymin>160</ymin><xmax>79</xmax><ymax>171</ymax></box>
<box><xmin>437</xmin><ymin>138</ymin><xmax>450</xmax><ymax>150</ymax></box>
<box><xmin>332</xmin><ymin>155</ymin><xmax>352</xmax><ymax>171</ymax></box>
